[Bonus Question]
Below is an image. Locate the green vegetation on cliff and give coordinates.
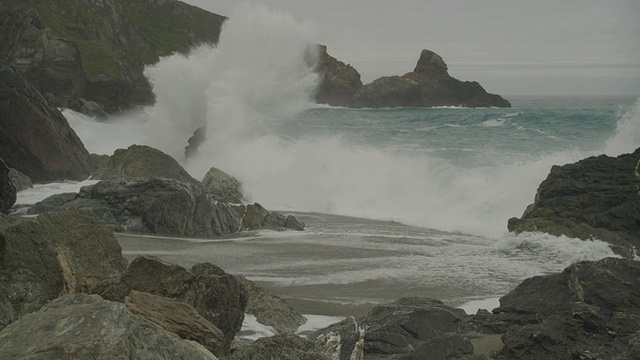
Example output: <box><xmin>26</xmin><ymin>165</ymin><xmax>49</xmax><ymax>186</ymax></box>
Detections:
<box><xmin>0</xmin><ymin>0</ymin><xmax>226</xmax><ymax>111</ymax></box>
<box><xmin>5</xmin><ymin>0</ymin><xmax>225</xmax><ymax>78</ymax></box>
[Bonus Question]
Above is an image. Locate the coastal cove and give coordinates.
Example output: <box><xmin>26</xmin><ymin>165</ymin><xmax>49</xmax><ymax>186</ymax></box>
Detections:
<box><xmin>1</xmin><ymin>1</ymin><xmax>640</xmax><ymax>358</ymax></box>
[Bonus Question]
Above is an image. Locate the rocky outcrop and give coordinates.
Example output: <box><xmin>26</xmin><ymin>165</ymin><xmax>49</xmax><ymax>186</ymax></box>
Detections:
<box><xmin>202</xmin><ymin>166</ymin><xmax>244</xmax><ymax>203</ymax></box>
<box><xmin>27</xmin><ymin>178</ymin><xmax>304</xmax><ymax>236</ymax></box>
<box><xmin>0</xmin><ymin>65</ymin><xmax>91</xmax><ymax>182</ymax></box>
<box><xmin>0</xmin><ymin>294</ymin><xmax>218</xmax><ymax>359</ymax></box>
<box><xmin>0</xmin><ymin>209</ymin><xmax>127</xmax><ymax>329</ymax></box>
<box><xmin>0</xmin><ymin>158</ymin><xmax>16</xmax><ymax>213</ymax></box>
<box><xmin>508</xmin><ymin>147</ymin><xmax>640</xmax><ymax>255</ymax></box>
<box><xmin>1</xmin><ymin>2</ymin><xmax>226</xmax><ymax>113</ymax></box>
<box><xmin>125</xmin><ymin>290</ymin><xmax>226</xmax><ymax>357</ymax></box>
<box><xmin>485</xmin><ymin>257</ymin><xmax>640</xmax><ymax>360</ymax></box>
<box><xmin>7</xmin><ymin>167</ymin><xmax>31</xmax><ymax>192</ymax></box>
<box><xmin>92</xmin><ymin>145</ymin><xmax>200</xmax><ymax>186</ymax></box>
<box><xmin>237</xmin><ymin>275</ymin><xmax>307</xmax><ymax>334</ymax></box>
<box><xmin>311</xmin><ymin>44</ymin><xmax>363</xmax><ymax>107</ymax></box>
<box><xmin>100</xmin><ymin>255</ymin><xmax>247</xmax><ymax>354</ymax></box>
<box><xmin>351</xmin><ymin>49</ymin><xmax>511</xmax><ymax>108</ymax></box>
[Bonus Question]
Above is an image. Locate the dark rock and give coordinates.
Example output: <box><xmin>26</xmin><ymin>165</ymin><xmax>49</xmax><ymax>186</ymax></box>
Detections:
<box><xmin>489</xmin><ymin>257</ymin><xmax>640</xmax><ymax>359</ymax></box>
<box><xmin>312</xmin><ymin>297</ymin><xmax>474</xmax><ymax>360</ymax></box>
<box><xmin>0</xmin><ymin>65</ymin><xmax>91</xmax><ymax>182</ymax></box>
<box><xmin>349</xmin><ymin>76</ymin><xmax>423</xmax><ymax>108</ymax></box>
<box><xmin>362</xmin><ymin>298</ymin><xmax>472</xmax><ymax>358</ymax></box>
<box><xmin>102</xmin><ymin>255</ymin><xmax>247</xmax><ymax>355</ymax></box>
<box><xmin>508</xmin><ymin>147</ymin><xmax>640</xmax><ymax>255</ymax></box>
<box><xmin>0</xmin><ymin>158</ymin><xmax>16</xmax><ymax>213</ymax></box>
<box><xmin>87</xmin><ymin>153</ymin><xmax>111</xmax><ymax>175</ymax></box>
<box><xmin>125</xmin><ymin>290</ymin><xmax>226</xmax><ymax>357</ymax></box>
<box><xmin>26</xmin><ymin>192</ymin><xmax>77</xmax><ymax>214</ymax></box>
<box><xmin>350</xmin><ymin>49</ymin><xmax>510</xmax><ymax>108</ymax></box>
<box><xmin>311</xmin><ymin>44</ymin><xmax>363</xmax><ymax>107</ymax></box>
<box><xmin>228</xmin><ymin>333</ymin><xmax>328</xmax><ymax>360</ymax></box>
<box><xmin>236</xmin><ymin>275</ymin><xmax>307</xmax><ymax>334</ymax></box>
<box><xmin>399</xmin><ymin>334</ymin><xmax>475</xmax><ymax>360</ymax></box>
<box><xmin>92</xmin><ymin>145</ymin><xmax>200</xmax><ymax>186</ymax></box>
<box><xmin>185</xmin><ymin>127</ymin><xmax>206</xmax><ymax>160</ymax></box>
<box><xmin>7</xmin><ymin>167</ymin><xmax>31</xmax><ymax>192</ymax></box>
<box><xmin>202</xmin><ymin>166</ymin><xmax>243</xmax><ymax>203</ymax></box>
<box><xmin>28</xmin><ymin>178</ymin><xmax>303</xmax><ymax>236</ymax></box>
<box><xmin>0</xmin><ymin>8</ymin><xmax>86</xmax><ymax>109</ymax></box>
<box><xmin>0</xmin><ymin>294</ymin><xmax>217</xmax><ymax>359</ymax></box>
<box><xmin>79</xmin><ymin>98</ymin><xmax>109</xmax><ymax>119</ymax></box>
<box><xmin>0</xmin><ymin>209</ymin><xmax>127</xmax><ymax>329</ymax></box>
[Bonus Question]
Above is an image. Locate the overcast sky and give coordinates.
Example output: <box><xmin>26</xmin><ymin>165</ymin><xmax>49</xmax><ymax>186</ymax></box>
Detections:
<box><xmin>183</xmin><ymin>0</ymin><xmax>639</xmax><ymax>96</ymax></box>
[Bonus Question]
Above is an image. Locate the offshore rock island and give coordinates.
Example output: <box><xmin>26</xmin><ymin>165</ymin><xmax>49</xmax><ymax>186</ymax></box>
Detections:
<box><xmin>315</xmin><ymin>45</ymin><xmax>511</xmax><ymax>108</ymax></box>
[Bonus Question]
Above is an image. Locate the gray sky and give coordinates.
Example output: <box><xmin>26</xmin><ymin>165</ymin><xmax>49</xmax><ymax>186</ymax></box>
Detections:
<box><xmin>184</xmin><ymin>0</ymin><xmax>640</xmax><ymax>96</ymax></box>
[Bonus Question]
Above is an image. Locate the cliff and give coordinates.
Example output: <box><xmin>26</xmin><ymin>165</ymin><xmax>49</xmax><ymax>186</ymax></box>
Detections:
<box><xmin>0</xmin><ymin>0</ymin><xmax>225</xmax><ymax>113</ymax></box>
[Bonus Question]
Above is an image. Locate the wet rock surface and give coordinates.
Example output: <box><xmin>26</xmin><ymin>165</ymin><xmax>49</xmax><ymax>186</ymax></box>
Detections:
<box><xmin>508</xmin><ymin>147</ymin><xmax>640</xmax><ymax>255</ymax></box>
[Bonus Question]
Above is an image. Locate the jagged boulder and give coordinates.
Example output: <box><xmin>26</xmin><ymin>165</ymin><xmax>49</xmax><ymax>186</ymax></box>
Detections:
<box><xmin>27</xmin><ymin>178</ymin><xmax>304</xmax><ymax>236</ymax></box>
<box><xmin>100</xmin><ymin>255</ymin><xmax>247</xmax><ymax>355</ymax></box>
<box><xmin>0</xmin><ymin>158</ymin><xmax>16</xmax><ymax>213</ymax></box>
<box><xmin>0</xmin><ymin>65</ymin><xmax>91</xmax><ymax>182</ymax></box>
<box><xmin>486</xmin><ymin>257</ymin><xmax>640</xmax><ymax>360</ymax></box>
<box><xmin>311</xmin><ymin>44</ymin><xmax>363</xmax><ymax>107</ymax></box>
<box><xmin>508</xmin><ymin>147</ymin><xmax>640</xmax><ymax>255</ymax></box>
<box><xmin>125</xmin><ymin>290</ymin><xmax>226</xmax><ymax>357</ymax></box>
<box><xmin>0</xmin><ymin>209</ymin><xmax>127</xmax><ymax>329</ymax></box>
<box><xmin>202</xmin><ymin>166</ymin><xmax>243</xmax><ymax>203</ymax></box>
<box><xmin>236</xmin><ymin>275</ymin><xmax>307</xmax><ymax>334</ymax></box>
<box><xmin>92</xmin><ymin>145</ymin><xmax>200</xmax><ymax>186</ymax></box>
<box><xmin>350</xmin><ymin>49</ymin><xmax>510</xmax><ymax>108</ymax></box>
<box><xmin>0</xmin><ymin>294</ymin><xmax>218</xmax><ymax>359</ymax></box>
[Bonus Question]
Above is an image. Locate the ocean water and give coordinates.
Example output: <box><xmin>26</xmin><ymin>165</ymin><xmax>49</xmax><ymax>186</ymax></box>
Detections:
<box><xmin>24</xmin><ymin>5</ymin><xmax>640</xmax><ymax>321</ymax></box>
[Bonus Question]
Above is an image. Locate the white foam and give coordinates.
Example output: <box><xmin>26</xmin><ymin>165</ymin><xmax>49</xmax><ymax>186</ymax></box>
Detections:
<box><xmin>297</xmin><ymin>314</ymin><xmax>345</xmax><ymax>333</ymax></box>
<box><xmin>458</xmin><ymin>297</ymin><xmax>501</xmax><ymax>315</ymax></box>
<box><xmin>239</xmin><ymin>314</ymin><xmax>277</xmax><ymax>341</ymax></box>
<box><xmin>603</xmin><ymin>97</ymin><xmax>640</xmax><ymax>156</ymax></box>
<box><xmin>15</xmin><ymin>179</ymin><xmax>99</xmax><ymax>206</ymax></box>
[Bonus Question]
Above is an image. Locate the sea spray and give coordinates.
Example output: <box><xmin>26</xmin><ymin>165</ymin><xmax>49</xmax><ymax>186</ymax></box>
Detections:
<box><xmin>61</xmin><ymin>5</ymin><xmax>636</xmax><ymax>240</ymax></box>
<box><xmin>603</xmin><ymin>97</ymin><xmax>640</xmax><ymax>156</ymax></box>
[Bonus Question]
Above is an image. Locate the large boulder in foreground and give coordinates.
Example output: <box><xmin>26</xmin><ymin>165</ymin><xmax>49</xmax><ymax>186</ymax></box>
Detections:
<box><xmin>92</xmin><ymin>145</ymin><xmax>200</xmax><ymax>186</ymax></box>
<box><xmin>0</xmin><ymin>209</ymin><xmax>127</xmax><ymax>329</ymax></box>
<box><xmin>202</xmin><ymin>166</ymin><xmax>244</xmax><ymax>203</ymax></box>
<box><xmin>350</xmin><ymin>49</ymin><xmax>511</xmax><ymax>108</ymax></box>
<box><xmin>101</xmin><ymin>255</ymin><xmax>247</xmax><ymax>355</ymax></box>
<box><xmin>487</xmin><ymin>257</ymin><xmax>640</xmax><ymax>360</ymax></box>
<box><xmin>0</xmin><ymin>158</ymin><xmax>16</xmax><ymax>213</ymax></box>
<box><xmin>508</xmin><ymin>147</ymin><xmax>640</xmax><ymax>255</ymax></box>
<box><xmin>0</xmin><ymin>65</ymin><xmax>91</xmax><ymax>182</ymax></box>
<box><xmin>27</xmin><ymin>178</ymin><xmax>304</xmax><ymax>236</ymax></box>
<box><xmin>0</xmin><ymin>294</ymin><xmax>217</xmax><ymax>359</ymax></box>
